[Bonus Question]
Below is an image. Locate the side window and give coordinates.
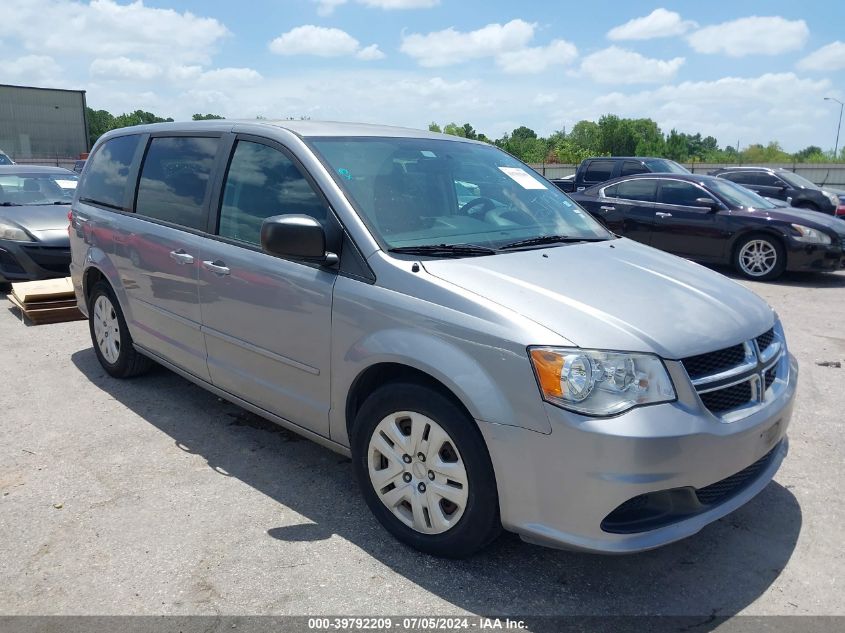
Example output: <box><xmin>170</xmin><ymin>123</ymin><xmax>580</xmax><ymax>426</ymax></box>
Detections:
<box><xmin>583</xmin><ymin>160</ymin><xmax>614</xmax><ymax>183</ymax></box>
<box><xmin>218</xmin><ymin>140</ymin><xmax>328</xmax><ymax>246</ymax></box>
<box><xmin>135</xmin><ymin>136</ymin><xmax>219</xmax><ymax>231</ymax></box>
<box><xmin>615</xmin><ymin>179</ymin><xmax>657</xmax><ymax>202</ymax></box>
<box><xmin>721</xmin><ymin>171</ymin><xmax>754</xmax><ymax>185</ymax></box>
<box><xmin>620</xmin><ymin>161</ymin><xmax>648</xmax><ymax>177</ymax></box>
<box><xmin>755</xmin><ymin>172</ymin><xmax>783</xmax><ymax>187</ymax></box>
<box><xmin>659</xmin><ymin>181</ymin><xmax>710</xmax><ymax>206</ymax></box>
<box><xmin>601</xmin><ymin>184</ymin><xmax>618</xmax><ymax>198</ymax></box>
<box><xmin>79</xmin><ymin>134</ymin><xmax>141</xmax><ymax>209</ymax></box>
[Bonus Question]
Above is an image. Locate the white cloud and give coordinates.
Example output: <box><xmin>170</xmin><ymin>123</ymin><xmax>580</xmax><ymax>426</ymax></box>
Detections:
<box><xmin>269</xmin><ymin>25</ymin><xmax>383</xmax><ymax>61</ymax></box>
<box><xmin>607</xmin><ymin>8</ymin><xmax>696</xmax><ymax>41</ymax></box>
<box><xmin>0</xmin><ymin>0</ymin><xmax>229</xmax><ymax>65</ymax></box>
<box><xmin>0</xmin><ymin>55</ymin><xmax>61</xmax><ymax>84</ymax></box>
<box><xmin>688</xmin><ymin>16</ymin><xmax>808</xmax><ymax>57</ymax></box>
<box><xmin>797</xmin><ymin>41</ymin><xmax>845</xmax><ymax>72</ymax></box>
<box><xmin>197</xmin><ymin>67</ymin><xmax>262</xmax><ymax>84</ymax></box>
<box><xmin>400</xmin><ymin>19</ymin><xmax>535</xmax><ymax>67</ymax></box>
<box><xmin>90</xmin><ymin>56</ymin><xmax>161</xmax><ymax>80</ymax></box>
<box><xmin>496</xmin><ymin>39</ymin><xmax>577</xmax><ymax>74</ymax></box>
<box><xmin>580</xmin><ymin>47</ymin><xmax>684</xmax><ymax>84</ymax></box>
<box><xmin>312</xmin><ymin>0</ymin><xmax>438</xmax><ymax>15</ymax></box>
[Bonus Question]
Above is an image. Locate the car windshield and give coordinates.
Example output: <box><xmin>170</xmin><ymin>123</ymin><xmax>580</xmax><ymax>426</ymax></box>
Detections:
<box><xmin>0</xmin><ymin>172</ymin><xmax>78</xmax><ymax>205</ymax></box>
<box><xmin>0</xmin><ymin>154</ymin><xmax>13</xmax><ymax>166</ymax></box>
<box><xmin>308</xmin><ymin>137</ymin><xmax>611</xmax><ymax>252</ymax></box>
<box><xmin>778</xmin><ymin>171</ymin><xmax>818</xmax><ymax>189</ymax></box>
<box><xmin>708</xmin><ymin>177</ymin><xmax>777</xmax><ymax>209</ymax></box>
<box><xmin>643</xmin><ymin>159</ymin><xmax>689</xmax><ymax>174</ymax></box>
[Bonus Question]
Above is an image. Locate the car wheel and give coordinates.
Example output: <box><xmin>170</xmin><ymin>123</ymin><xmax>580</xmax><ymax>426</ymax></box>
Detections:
<box><xmin>733</xmin><ymin>234</ymin><xmax>786</xmax><ymax>281</ymax></box>
<box><xmin>88</xmin><ymin>281</ymin><xmax>153</xmax><ymax>378</ymax></box>
<box><xmin>351</xmin><ymin>382</ymin><xmax>501</xmax><ymax>558</ymax></box>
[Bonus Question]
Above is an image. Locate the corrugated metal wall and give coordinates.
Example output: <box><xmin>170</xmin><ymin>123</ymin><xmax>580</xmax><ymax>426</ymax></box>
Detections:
<box><xmin>530</xmin><ymin>162</ymin><xmax>845</xmax><ymax>188</ymax></box>
<box><xmin>0</xmin><ymin>84</ymin><xmax>88</xmax><ymax>160</ymax></box>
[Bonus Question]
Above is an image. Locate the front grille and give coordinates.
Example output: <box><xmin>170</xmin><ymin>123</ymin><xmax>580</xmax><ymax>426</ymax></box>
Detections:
<box><xmin>20</xmin><ymin>245</ymin><xmax>71</xmax><ymax>274</ymax></box>
<box><xmin>764</xmin><ymin>366</ymin><xmax>777</xmax><ymax>391</ymax></box>
<box><xmin>695</xmin><ymin>444</ymin><xmax>778</xmax><ymax>505</ymax></box>
<box><xmin>756</xmin><ymin>328</ymin><xmax>774</xmax><ymax>353</ymax></box>
<box><xmin>699</xmin><ymin>381</ymin><xmax>753</xmax><ymax>413</ymax></box>
<box><xmin>681</xmin><ymin>344</ymin><xmax>746</xmax><ymax>380</ymax></box>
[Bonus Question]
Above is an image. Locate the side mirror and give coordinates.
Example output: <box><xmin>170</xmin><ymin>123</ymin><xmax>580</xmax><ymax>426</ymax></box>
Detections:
<box><xmin>694</xmin><ymin>197</ymin><xmax>721</xmax><ymax>211</ymax></box>
<box><xmin>260</xmin><ymin>215</ymin><xmax>338</xmax><ymax>265</ymax></box>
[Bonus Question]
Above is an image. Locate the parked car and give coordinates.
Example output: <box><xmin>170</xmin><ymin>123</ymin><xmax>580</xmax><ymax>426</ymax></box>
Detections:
<box><xmin>0</xmin><ymin>165</ymin><xmax>77</xmax><ymax>284</ymax></box>
<box><xmin>0</xmin><ymin>151</ymin><xmax>14</xmax><ymax>165</ymax></box>
<box><xmin>551</xmin><ymin>156</ymin><xmax>689</xmax><ymax>193</ymax></box>
<box><xmin>70</xmin><ymin>121</ymin><xmax>795</xmax><ymax>557</ymax></box>
<box><xmin>571</xmin><ymin>173</ymin><xmax>845</xmax><ymax>280</ymax></box>
<box><xmin>710</xmin><ymin>166</ymin><xmax>839</xmax><ymax>215</ymax></box>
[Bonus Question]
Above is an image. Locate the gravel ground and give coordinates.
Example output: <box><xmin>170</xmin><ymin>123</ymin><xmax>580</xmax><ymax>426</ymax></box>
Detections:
<box><xmin>0</xmin><ymin>268</ymin><xmax>843</xmax><ymax>619</ymax></box>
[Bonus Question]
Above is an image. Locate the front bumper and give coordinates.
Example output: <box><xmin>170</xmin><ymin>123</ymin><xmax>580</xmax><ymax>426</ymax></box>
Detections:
<box><xmin>479</xmin><ymin>353</ymin><xmax>797</xmax><ymax>553</ymax></box>
<box><xmin>785</xmin><ymin>239</ymin><xmax>845</xmax><ymax>272</ymax></box>
<box><xmin>0</xmin><ymin>237</ymin><xmax>71</xmax><ymax>283</ymax></box>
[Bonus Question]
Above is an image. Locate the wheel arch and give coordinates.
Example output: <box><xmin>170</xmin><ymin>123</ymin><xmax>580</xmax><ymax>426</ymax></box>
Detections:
<box><xmin>729</xmin><ymin>226</ymin><xmax>788</xmax><ymax>262</ymax></box>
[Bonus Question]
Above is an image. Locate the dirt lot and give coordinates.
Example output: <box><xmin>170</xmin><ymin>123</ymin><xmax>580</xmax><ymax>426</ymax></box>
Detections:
<box><xmin>0</xmin><ymin>268</ymin><xmax>843</xmax><ymax>619</ymax></box>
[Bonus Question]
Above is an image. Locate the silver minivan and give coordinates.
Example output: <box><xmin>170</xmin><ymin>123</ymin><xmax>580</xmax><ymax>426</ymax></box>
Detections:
<box><xmin>70</xmin><ymin>121</ymin><xmax>797</xmax><ymax>557</ymax></box>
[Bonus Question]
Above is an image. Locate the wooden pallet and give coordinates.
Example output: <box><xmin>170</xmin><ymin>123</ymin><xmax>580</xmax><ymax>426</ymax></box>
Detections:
<box><xmin>7</xmin><ymin>277</ymin><xmax>86</xmax><ymax>325</ymax></box>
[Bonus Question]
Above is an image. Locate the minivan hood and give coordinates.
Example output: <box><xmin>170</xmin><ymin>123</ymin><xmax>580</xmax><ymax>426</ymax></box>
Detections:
<box><xmin>423</xmin><ymin>238</ymin><xmax>775</xmax><ymax>359</ymax></box>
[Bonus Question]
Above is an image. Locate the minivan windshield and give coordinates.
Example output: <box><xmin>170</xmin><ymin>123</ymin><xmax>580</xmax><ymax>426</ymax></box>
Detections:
<box><xmin>708</xmin><ymin>177</ymin><xmax>777</xmax><ymax>209</ymax></box>
<box><xmin>309</xmin><ymin>137</ymin><xmax>611</xmax><ymax>252</ymax></box>
<box><xmin>643</xmin><ymin>159</ymin><xmax>689</xmax><ymax>174</ymax></box>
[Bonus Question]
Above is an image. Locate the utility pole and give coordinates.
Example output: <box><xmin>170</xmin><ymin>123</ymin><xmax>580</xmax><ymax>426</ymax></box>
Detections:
<box><xmin>823</xmin><ymin>97</ymin><xmax>843</xmax><ymax>158</ymax></box>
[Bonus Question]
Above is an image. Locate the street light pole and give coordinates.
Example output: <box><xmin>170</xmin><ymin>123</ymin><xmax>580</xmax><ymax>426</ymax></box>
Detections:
<box><xmin>824</xmin><ymin>97</ymin><xmax>844</xmax><ymax>159</ymax></box>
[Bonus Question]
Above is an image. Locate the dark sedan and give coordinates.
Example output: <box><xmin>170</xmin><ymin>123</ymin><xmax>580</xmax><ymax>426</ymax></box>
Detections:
<box><xmin>0</xmin><ymin>165</ymin><xmax>77</xmax><ymax>284</ymax></box>
<box><xmin>710</xmin><ymin>166</ymin><xmax>839</xmax><ymax>215</ymax></box>
<box><xmin>571</xmin><ymin>173</ymin><xmax>845</xmax><ymax>280</ymax></box>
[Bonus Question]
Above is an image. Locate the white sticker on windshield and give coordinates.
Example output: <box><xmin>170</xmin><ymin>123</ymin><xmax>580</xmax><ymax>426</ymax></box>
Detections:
<box><xmin>498</xmin><ymin>167</ymin><xmax>546</xmax><ymax>190</ymax></box>
<box><xmin>55</xmin><ymin>179</ymin><xmax>77</xmax><ymax>189</ymax></box>
<box><xmin>421</xmin><ymin>150</ymin><xmax>436</xmax><ymax>158</ymax></box>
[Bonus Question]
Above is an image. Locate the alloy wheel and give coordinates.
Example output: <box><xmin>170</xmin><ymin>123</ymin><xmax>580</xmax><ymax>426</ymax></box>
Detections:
<box><xmin>738</xmin><ymin>239</ymin><xmax>778</xmax><ymax>277</ymax></box>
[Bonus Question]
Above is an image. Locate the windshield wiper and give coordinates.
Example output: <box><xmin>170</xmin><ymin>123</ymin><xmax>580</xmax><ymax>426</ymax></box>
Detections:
<box><xmin>499</xmin><ymin>235</ymin><xmax>609</xmax><ymax>250</ymax></box>
<box><xmin>388</xmin><ymin>243</ymin><xmax>497</xmax><ymax>257</ymax></box>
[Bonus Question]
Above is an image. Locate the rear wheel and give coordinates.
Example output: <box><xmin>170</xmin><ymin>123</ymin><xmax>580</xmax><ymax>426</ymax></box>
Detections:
<box><xmin>88</xmin><ymin>281</ymin><xmax>153</xmax><ymax>378</ymax></box>
<box><xmin>733</xmin><ymin>234</ymin><xmax>786</xmax><ymax>281</ymax></box>
<box><xmin>351</xmin><ymin>383</ymin><xmax>501</xmax><ymax>557</ymax></box>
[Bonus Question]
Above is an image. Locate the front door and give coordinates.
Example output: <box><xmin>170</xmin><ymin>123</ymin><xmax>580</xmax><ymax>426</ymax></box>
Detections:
<box><xmin>649</xmin><ymin>179</ymin><xmax>726</xmax><ymax>260</ymax></box>
<box><xmin>198</xmin><ymin>137</ymin><xmax>337</xmax><ymax>437</ymax></box>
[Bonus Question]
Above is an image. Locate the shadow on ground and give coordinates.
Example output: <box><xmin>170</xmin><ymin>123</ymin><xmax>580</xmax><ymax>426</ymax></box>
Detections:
<box><xmin>71</xmin><ymin>348</ymin><xmax>802</xmax><ymax>624</ymax></box>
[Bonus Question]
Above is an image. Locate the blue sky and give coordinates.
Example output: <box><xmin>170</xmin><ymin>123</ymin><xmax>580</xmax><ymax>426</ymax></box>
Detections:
<box><xmin>2</xmin><ymin>0</ymin><xmax>844</xmax><ymax>151</ymax></box>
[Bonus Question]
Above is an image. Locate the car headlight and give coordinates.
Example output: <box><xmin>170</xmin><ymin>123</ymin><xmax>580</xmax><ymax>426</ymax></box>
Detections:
<box><xmin>791</xmin><ymin>224</ymin><xmax>832</xmax><ymax>244</ymax></box>
<box><xmin>0</xmin><ymin>219</ymin><xmax>33</xmax><ymax>241</ymax></box>
<box><xmin>822</xmin><ymin>190</ymin><xmax>839</xmax><ymax>207</ymax></box>
<box><xmin>529</xmin><ymin>347</ymin><xmax>676</xmax><ymax>416</ymax></box>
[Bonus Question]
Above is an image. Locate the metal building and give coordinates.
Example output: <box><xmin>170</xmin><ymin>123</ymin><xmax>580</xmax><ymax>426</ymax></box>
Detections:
<box><xmin>0</xmin><ymin>84</ymin><xmax>89</xmax><ymax>161</ymax></box>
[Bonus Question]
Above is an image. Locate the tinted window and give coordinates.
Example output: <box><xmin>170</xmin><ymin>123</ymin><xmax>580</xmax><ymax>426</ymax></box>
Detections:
<box><xmin>584</xmin><ymin>160</ymin><xmax>614</xmax><ymax>182</ymax></box>
<box><xmin>80</xmin><ymin>134</ymin><xmax>141</xmax><ymax>209</ymax></box>
<box><xmin>135</xmin><ymin>137</ymin><xmax>219</xmax><ymax>230</ymax></box>
<box><xmin>614</xmin><ymin>179</ymin><xmax>657</xmax><ymax>202</ymax></box>
<box><xmin>643</xmin><ymin>159</ymin><xmax>689</xmax><ymax>174</ymax></box>
<box><xmin>620</xmin><ymin>161</ymin><xmax>648</xmax><ymax>176</ymax></box>
<box><xmin>659</xmin><ymin>180</ymin><xmax>710</xmax><ymax>206</ymax></box>
<box><xmin>751</xmin><ymin>173</ymin><xmax>777</xmax><ymax>187</ymax></box>
<box><xmin>219</xmin><ymin>141</ymin><xmax>328</xmax><ymax>246</ymax></box>
<box><xmin>720</xmin><ymin>171</ymin><xmax>755</xmax><ymax>185</ymax></box>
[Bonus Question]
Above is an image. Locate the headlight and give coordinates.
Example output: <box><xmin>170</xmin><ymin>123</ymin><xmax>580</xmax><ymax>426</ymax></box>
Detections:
<box><xmin>0</xmin><ymin>219</ymin><xmax>32</xmax><ymax>241</ymax></box>
<box><xmin>791</xmin><ymin>224</ymin><xmax>832</xmax><ymax>244</ymax></box>
<box><xmin>529</xmin><ymin>347</ymin><xmax>676</xmax><ymax>416</ymax></box>
<box><xmin>822</xmin><ymin>190</ymin><xmax>839</xmax><ymax>207</ymax></box>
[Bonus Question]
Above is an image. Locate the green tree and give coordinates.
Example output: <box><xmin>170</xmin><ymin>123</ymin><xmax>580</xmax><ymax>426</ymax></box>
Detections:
<box><xmin>192</xmin><ymin>113</ymin><xmax>225</xmax><ymax>120</ymax></box>
<box><xmin>442</xmin><ymin>122</ymin><xmax>467</xmax><ymax>138</ymax></box>
<box><xmin>428</xmin><ymin>122</ymin><xmax>442</xmax><ymax>133</ymax></box>
<box><xmin>85</xmin><ymin>108</ymin><xmax>115</xmax><ymax>147</ymax></box>
<box><xmin>664</xmin><ymin>129</ymin><xmax>688</xmax><ymax>161</ymax></box>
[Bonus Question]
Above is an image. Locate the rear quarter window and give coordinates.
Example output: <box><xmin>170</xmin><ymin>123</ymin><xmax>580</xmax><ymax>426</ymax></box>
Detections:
<box><xmin>583</xmin><ymin>160</ymin><xmax>614</xmax><ymax>183</ymax></box>
<box><xmin>79</xmin><ymin>134</ymin><xmax>142</xmax><ymax>209</ymax></box>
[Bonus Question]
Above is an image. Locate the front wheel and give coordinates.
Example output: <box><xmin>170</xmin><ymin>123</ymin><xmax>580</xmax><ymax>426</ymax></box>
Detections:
<box><xmin>351</xmin><ymin>383</ymin><xmax>501</xmax><ymax>557</ymax></box>
<box><xmin>733</xmin><ymin>235</ymin><xmax>786</xmax><ymax>281</ymax></box>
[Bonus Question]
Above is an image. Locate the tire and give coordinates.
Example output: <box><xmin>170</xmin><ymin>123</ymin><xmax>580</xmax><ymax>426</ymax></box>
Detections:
<box><xmin>351</xmin><ymin>382</ymin><xmax>501</xmax><ymax>558</ymax></box>
<box><xmin>88</xmin><ymin>281</ymin><xmax>153</xmax><ymax>378</ymax></box>
<box><xmin>733</xmin><ymin>234</ymin><xmax>787</xmax><ymax>281</ymax></box>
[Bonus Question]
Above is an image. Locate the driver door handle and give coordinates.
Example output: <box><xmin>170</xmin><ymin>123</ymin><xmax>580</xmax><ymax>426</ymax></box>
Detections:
<box><xmin>169</xmin><ymin>249</ymin><xmax>194</xmax><ymax>265</ymax></box>
<box><xmin>202</xmin><ymin>260</ymin><xmax>231</xmax><ymax>276</ymax></box>
<box><xmin>655</xmin><ymin>211</ymin><xmax>673</xmax><ymax>218</ymax></box>
<box><xmin>600</xmin><ymin>205</ymin><xmax>615</xmax><ymax>211</ymax></box>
